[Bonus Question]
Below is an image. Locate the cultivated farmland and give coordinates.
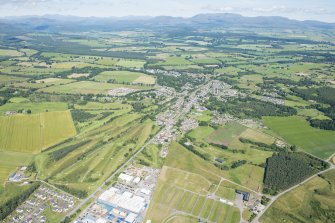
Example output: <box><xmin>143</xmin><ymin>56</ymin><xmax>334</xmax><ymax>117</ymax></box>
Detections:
<box><xmin>206</xmin><ymin>122</ymin><xmax>246</xmax><ymax>146</ymax></box>
<box><xmin>263</xmin><ymin>116</ymin><xmax>335</xmax><ymax>159</ymax></box>
<box><xmin>92</xmin><ymin>70</ymin><xmax>155</xmax><ymax>85</ymax></box>
<box><xmin>0</xmin><ymin>111</ymin><xmax>76</xmax><ymax>153</ymax></box>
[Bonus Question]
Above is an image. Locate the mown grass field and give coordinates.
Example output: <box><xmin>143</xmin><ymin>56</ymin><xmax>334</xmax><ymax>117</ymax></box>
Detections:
<box><xmin>0</xmin><ymin>49</ymin><xmax>23</xmax><ymax>57</ymax></box>
<box><xmin>74</xmin><ymin>101</ymin><xmax>130</xmax><ymax>110</ymax></box>
<box><xmin>263</xmin><ymin>116</ymin><xmax>335</xmax><ymax>159</ymax></box>
<box><xmin>206</xmin><ymin>122</ymin><xmax>246</xmax><ymax>146</ymax></box>
<box><xmin>0</xmin><ymin>111</ymin><xmax>76</xmax><ymax>153</ymax></box>
<box><xmin>0</xmin><ymin>74</ymin><xmax>28</xmax><ymax>84</ymax></box>
<box><xmin>13</xmin><ymin>78</ymin><xmax>75</xmax><ymax>89</ymax></box>
<box><xmin>261</xmin><ymin>170</ymin><xmax>335</xmax><ymax>223</ymax></box>
<box><xmin>38</xmin><ymin>81</ymin><xmax>152</xmax><ymax>94</ymax></box>
<box><xmin>0</xmin><ymin>101</ymin><xmax>68</xmax><ymax>115</ymax></box>
<box><xmin>187</xmin><ymin>126</ymin><xmax>215</xmax><ymax>140</ymax></box>
<box><xmin>92</xmin><ymin>70</ymin><xmax>155</xmax><ymax>85</ymax></box>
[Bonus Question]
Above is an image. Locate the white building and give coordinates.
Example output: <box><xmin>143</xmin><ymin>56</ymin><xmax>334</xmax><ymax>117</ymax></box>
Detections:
<box><xmin>118</xmin><ymin>173</ymin><xmax>134</xmax><ymax>184</ymax></box>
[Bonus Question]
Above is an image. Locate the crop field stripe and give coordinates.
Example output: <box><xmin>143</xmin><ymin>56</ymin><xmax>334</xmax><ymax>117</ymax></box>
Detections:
<box><xmin>184</xmin><ymin>193</ymin><xmax>198</xmax><ymax>213</ymax></box>
<box><xmin>199</xmin><ymin>198</ymin><xmax>213</xmax><ymax>219</ymax></box>
<box><xmin>176</xmin><ymin>190</ymin><xmax>188</xmax><ymax>210</ymax></box>
<box><xmin>223</xmin><ymin>204</ymin><xmax>233</xmax><ymax>223</ymax></box>
<box><xmin>208</xmin><ymin>201</ymin><xmax>221</xmax><ymax>222</ymax></box>
<box><xmin>165</xmin><ymin>186</ymin><xmax>179</xmax><ymax>204</ymax></box>
<box><xmin>192</xmin><ymin>195</ymin><xmax>206</xmax><ymax>216</ymax></box>
<box><xmin>216</xmin><ymin>203</ymin><xmax>227</xmax><ymax>223</ymax></box>
<box><xmin>190</xmin><ymin>195</ymin><xmax>200</xmax><ymax>214</ymax></box>
<box><xmin>169</xmin><ymin>189</ymin><xmax>184</xmax><ymax>208</ymax></box>
<box><xmin>178</xmin><ymin>191</ymin><xmax>194</xmax><ymax>212</ymax></box>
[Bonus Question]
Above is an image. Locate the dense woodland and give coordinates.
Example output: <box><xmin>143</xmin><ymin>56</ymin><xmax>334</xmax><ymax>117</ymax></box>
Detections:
<box><xmin>263</xmin><ymin>152</ymin><xmax>329</xmax><ymax>194</ymax></box>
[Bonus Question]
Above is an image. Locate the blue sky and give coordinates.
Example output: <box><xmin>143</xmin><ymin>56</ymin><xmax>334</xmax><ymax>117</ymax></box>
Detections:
<box><xmin>0</xmin><ymin>0</ymin><xmax>334</xmax><ymax>22</ymax></box>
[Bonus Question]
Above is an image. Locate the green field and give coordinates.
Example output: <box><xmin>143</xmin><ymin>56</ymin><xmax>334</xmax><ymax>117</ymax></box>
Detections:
<box><xmin>92</xmin><ymin>70</ymin><xmax>155</xmax><ymax>85</ymax></box>
<box><xmin>0</xmin><ymin>111</ymin><xmax>76</xmax><ymax>153</ymax></box>
<box><xmin>0</xmin><ymin>74</ymin><xmax>28</xmax><ymax>84</ymax></box>
<box><xmin>0</xmin><ymin>101</ymin><xmax>68</xmax><ymax>115</ymax></box>
<box><xmin>0</xmin><ymin>49</ymin><xmax>23</xmax><ymax>57</ymax></box>
<box><xmin>14</xmin><ymin>78</ymin><xmax>75</xmax><ymax>89</ymax></box>
<box><xmin>34</xmin><ymin>111</ymin><xmax>158</xmax><ymax>195</ymax></box>
<box><xmin>0</xmin><ymin>151</ymin><xmax>34</xmax><ymax>185</ymax></box>
<box><xmin>261</xmin><ymin>170</ymin><xmax>335</xmax><ymax>223</ymax></box>
<box><xmin>74</xmin><ymin>102</ymin><xmax>130</xmax><ymax>110</ymax></box>
<box><xmin>38</xmin><ymin>81</ymin><xmax>151</xmax><ymax>94</ymax></box>
<box><xmin>185</xmin><ymin>125</ymin><xmax>272</xmax><ymax>192</ymax></box>
<box><xmin>188</xmin><ymin>126</ymin><xmax>215</xmax><ymax>140</ymax></box>
<box><xmin>145</xmin><ymin>166</ymin><xmax>240</xmax><ymax>223</ymax></box>
<box><xmin>136</xmin><ymin>144</ymin><xmax>164</xmax><ymax>168</ymax></box>
<box><xmin>263</xmin><ymin>116</ymin><xmax>335</xmax><ymax>159</ymax></box>
<box><xmin>206</xmin><ymin>122</ymin><xmax>247</xmax><ymax>146</ymax></box>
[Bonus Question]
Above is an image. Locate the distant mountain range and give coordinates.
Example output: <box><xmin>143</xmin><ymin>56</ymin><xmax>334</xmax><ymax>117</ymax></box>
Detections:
<box><xmin>1</xmin><ymin>13</ymin><xmax>335</xmax><ymax>33</ymax></box>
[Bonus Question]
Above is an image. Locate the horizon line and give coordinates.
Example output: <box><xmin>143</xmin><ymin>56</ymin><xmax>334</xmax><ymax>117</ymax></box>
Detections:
<box><xmin>0</xmin><ymin>13</ymin><xmax>334</xmax><ymax>24</ymax></box>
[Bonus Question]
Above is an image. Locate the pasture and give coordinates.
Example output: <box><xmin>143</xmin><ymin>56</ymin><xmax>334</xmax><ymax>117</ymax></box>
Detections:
<box><xmin>0</xmin><ymin>49</ymin><xmax>22</xmax><ymax>57</ymax></box>
<box><xmin>74</xmin><ymin>102</ymin><xmax>131</xmax><ymax>110</ymax></box>
<box><xmin>263</xmin><ymin>116</ymin><xmax>335</xmax><ymax>159</ymax></box>
<box><xmin>0</xmin><ymin>111</ymin><xmax>76</xmax><ymax>153</ymax></box>
<box><xmin>92</xmin><ymin>70</ymin><xmax>155</xmax><ymax>85</ymax></box>
<box><xmin>0</xmin><ymin>101</ymin><xmax>68</xmax><ymax>115</ymax></box>
<box><xmin>39</xmin><ymin>81</ymin><xmax>151</xmax><ymax>94</ymax></box>
<box><xmin>0</xmin><ymin>75</ymin><xmax>27</xmax><ymax>84</ymax></box>
<box><xmin>187</xmin><ymin>126</ymin><xmax>215</xmax><ymax>140</ymax></box>
<box><xmin>115</xmin><ymin>59</ymin><xmax>146</xmax><ymax>68</ymax></box>
<box><xmin>14</xmin><ymin>78</ymin><xmax>75</xmax><ymax>89</ymax></box>
<box><xmin>206</xmin><ymin>122</ymin><xmax>246</xmax><ymax>146</ymax></box>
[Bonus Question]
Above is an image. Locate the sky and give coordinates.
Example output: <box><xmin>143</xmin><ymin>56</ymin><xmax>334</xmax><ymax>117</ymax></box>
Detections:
<box><xmin>0</xmin><ymin>0</ymin><xmax>334</xmax><ymax>22</ymax></box>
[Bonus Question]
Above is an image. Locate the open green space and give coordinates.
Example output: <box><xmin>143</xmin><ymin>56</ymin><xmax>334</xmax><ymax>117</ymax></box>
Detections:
<box><xmin>0</xmin><ymin>111</ymin><xmax>76</xmax><ymax>153</ymax></box>
<box><xmin>145</xmin><ymin>164</ymin><xmax>240</xmax><ymax>223</ymax></box>
<box><xmin>263</xmin><ymin>116</ymin><xmax>335</xmax><ymax>159</ymax></box>
<box><xmin>206</xmin><ymin>122</ymin><xmax>247</xmax><ymax>146</ymax></box>
<box><xmin>0</xmin><ymin>151</ymin><xmax>34</xmax><ymax>185</ymax></box>
<box><xmin>0</xmin><ymin>101</ymin><xmax>68</xmax><ymax>115</ymax></box>
<box><xmin>38</xmin><ymin>81</ymin><xmax>152</xmax><ymax>94</ymax></box>
<box><xmin>92</xmin><ymin>70</ymin><xmax>155</xmax><ymax>85</ymax></box>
